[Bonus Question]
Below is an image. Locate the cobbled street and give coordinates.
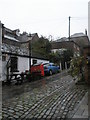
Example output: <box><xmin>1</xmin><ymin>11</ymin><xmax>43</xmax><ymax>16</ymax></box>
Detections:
<box><xmin>2</xmin><ymin>71</ymin><xmax>88</xmax><ymax>119</ymax></box>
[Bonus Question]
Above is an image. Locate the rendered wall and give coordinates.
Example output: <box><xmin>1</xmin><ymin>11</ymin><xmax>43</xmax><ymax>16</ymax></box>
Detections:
<box><xmin>18</xmin><ymin>57</ymin><xmax>29</xmax><ymax>72</ymax></box>
<box><xmin>31</xmin><ymin>58</ymin><xmax>49</xmax><ymax>65</ymax></box>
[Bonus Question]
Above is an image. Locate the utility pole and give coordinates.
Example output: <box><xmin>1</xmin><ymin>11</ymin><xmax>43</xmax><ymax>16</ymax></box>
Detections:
<box><xmin>69</xmin><ymin>16</ymin><xmax>71</xmax><ymax>41</ymax></box>
<box><xmin>49</xmin><ymin>35</ymin><xmax>52</xmax><ymax>42</ymax></box>
<box><xmin>28</xmin><ymin>34</ymin><xmax>32</xmax><ymax>70</ymax></box>
<box><xmin>29</xmin><ymin>40</ymin><xmax>31</xmax><ymax>69</ymax></box>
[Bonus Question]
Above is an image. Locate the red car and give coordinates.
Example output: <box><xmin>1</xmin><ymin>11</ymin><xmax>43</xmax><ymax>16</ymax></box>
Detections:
<box><xmin>31</xmin><ymin>63</ymin><xmax>45</xmax><ymax>77</ymax></box>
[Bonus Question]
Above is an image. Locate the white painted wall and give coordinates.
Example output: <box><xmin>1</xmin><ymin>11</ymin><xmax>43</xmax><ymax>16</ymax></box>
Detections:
<box><xmin>31</xmin><ymin>58</ymin><xmax>49</xmax><ymax>65</ymax></box>
<box><xmin>2</xmin><ymin>56</ymin><xmax>30</xmax><ymax>80</ymax></box>
<box><xmin>88</xmin><ymin>1</ymin><xmax>90</xmax><ymax>40</ymax></box>
<box><xmin>18</xmin><ymin>57</ymin><xmax>29</xmax><ymax>72</ymax></box>
<box><xmin>2</xmin><ymin>55</ymin><xmax>49</xmax><ymax>80</ymax></box>
<box><xmin>51</xmin><ymin>48</ymin><xmax>67</xmax><ymax>53</ymax></box>
<box><xmin>51</xmin><ymin>49</ymin><xmax>58</xmax><ymax>53</ymax></box>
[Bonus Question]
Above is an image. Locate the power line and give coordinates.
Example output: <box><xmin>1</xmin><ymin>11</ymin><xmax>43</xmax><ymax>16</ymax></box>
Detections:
<box><xmin>70</xmin><ymin>17</ymin><xmax>88</xmax><ymax>20</ymax></box>
<box><xmin>21</xmin><ymin>16</ymin><xmax>88</xmax><ymax>25</ymax></box>
<box><xmin>69</xmin><ymin>16</ymin><xmax>71</xmax><ymax>41</ymax></box>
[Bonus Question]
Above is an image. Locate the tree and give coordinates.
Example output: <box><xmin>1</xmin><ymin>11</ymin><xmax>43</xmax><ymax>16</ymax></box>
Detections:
<box><xmin>49</xmin><ymin>49</ymin><xmax>73</xmax><ymax>68</ymax></box>
<box><xmin>31</xmin><ymin>36</ymin><xmax>51</xmax><ymax>58</ymax></box>
<box><xmin>31</xmin><ymin>37</ymin><xmax>73</xmax><ymax>67</ymax></box>
<box><xmin>69</xmin><ymin>56</ymin><xmax>86</xmax><ymax>81</ymax></box>
<box><xmin>62</xmin><ymin>49</ymin><xmax>73</xmax><ymax>68</ymax></box>
<box><xmin>49</xmin><ymin>52</ymin><xmax>60</xmax><ymax>64</ymax></box>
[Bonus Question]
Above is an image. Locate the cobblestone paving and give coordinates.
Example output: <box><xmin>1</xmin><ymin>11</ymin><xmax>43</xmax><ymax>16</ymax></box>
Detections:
<box><xmin>2</xmin><ymin>73</ymin><xmax>88</xmax><ymax>119</ymax></box>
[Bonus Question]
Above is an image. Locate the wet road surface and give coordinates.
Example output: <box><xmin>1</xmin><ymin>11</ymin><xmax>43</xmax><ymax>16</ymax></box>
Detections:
<box><xmin>2</xmin><ymin>71</ymin><xmax>88</xmax><ymax>119</ymax></box>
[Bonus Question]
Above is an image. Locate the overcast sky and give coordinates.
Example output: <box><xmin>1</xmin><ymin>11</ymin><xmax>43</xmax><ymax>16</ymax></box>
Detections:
<box><xmin>0</xmin><ymin>0</ymin><xmax>89</xmax><ymax>39</ymax></box>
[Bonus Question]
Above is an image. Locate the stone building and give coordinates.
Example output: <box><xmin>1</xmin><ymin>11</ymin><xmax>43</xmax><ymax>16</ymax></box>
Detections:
<box><xmin>1</xmin><ymin>24</ymin><xmax>29</xmax><ymax>81</ymax></box>
<box><xmin>70</xmin><ymin>33</ymin><xmax>89</xmax><ymax>54</ymax></box>
<box><xmin>51</xmin><ymin>40</ymin><xmax>80</xmax><ymax>57</ymax></box>
<box><xmin>0</xmin><ymin>22</ymin><xmax>49</xmax><ymax>82</ymax></box>
<box><xmin>51</xmin><ymin>32</ymin><xmax>89</xmax><ymax>56</ymax></box>
<box><xmin>18</xmin><ymin>32</ymin><xmax>39</xmax><ymax>42</ymax></box>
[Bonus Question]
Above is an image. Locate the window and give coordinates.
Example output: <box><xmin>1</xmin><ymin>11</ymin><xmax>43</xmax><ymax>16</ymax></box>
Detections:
<box><xmin>2</xmin><ymin>55</ymin><xmax>6</xmax><ymax>61</ymax></box>
<box><xmin>33</xmin><ymin>59</ymin><xmax>37</xmax><ymax>65</ymax></box>
<box><xmin>11</xmin><ymin>57</ymin><xmax>18</xmax><ymax>72</ymax></box>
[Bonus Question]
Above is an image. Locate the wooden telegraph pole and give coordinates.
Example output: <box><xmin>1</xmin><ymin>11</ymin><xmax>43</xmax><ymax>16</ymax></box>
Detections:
<box><xmin>69</xmin><ymin>16</ymin><xmax>71</xmax><ymax>41</ymax></box>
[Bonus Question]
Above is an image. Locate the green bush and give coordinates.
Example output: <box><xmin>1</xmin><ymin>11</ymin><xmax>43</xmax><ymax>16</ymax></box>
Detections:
<box><xmin>69</xmin><ymin>56</ymin><xmax>86</xmax><ymax>81</ymax></box>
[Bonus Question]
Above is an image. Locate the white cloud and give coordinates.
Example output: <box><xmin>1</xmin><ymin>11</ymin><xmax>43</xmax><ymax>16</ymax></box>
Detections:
<box><xmin>0</xmin><ymin>0</ymin><xmax>88</xmax><ymax>38</ymax></box>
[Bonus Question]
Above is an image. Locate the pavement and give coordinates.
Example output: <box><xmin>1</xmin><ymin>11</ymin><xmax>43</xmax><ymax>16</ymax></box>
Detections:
<box><xmin>1</xmin><ymin>71</ymin><xmax>89</xmax><ymax>119</ymax></box>
<box><xmin>72</xmin><ymin>92</ymin><xmax>88</xmax><ymax>118</ymax></box>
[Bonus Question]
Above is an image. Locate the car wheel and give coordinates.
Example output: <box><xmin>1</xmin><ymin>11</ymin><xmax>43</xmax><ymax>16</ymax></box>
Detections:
<box><xmin>49</xmin><ymin>70</ymin><xmax>52</xmax><ymax>75</ymax></box>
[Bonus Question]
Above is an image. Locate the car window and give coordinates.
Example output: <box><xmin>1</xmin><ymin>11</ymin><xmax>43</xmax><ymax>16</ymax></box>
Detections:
<box><xmin>43</xmin><ymin>63</ymin><xmax>50</xmax><ymax>66</ymax></box>
<box><xmin>52</xmin><ymin>64</ymin><xmax>55</xmax><ymax>66</ymax></box>
<box><xmin>50</xmin><ymin>63</ymin><xmax>55</xmax><ymax>66</ymax></box>
<box><xmin>44</xmin><ymin>63</ymin><xmax>57</xmax><ymax>67</ymax></box>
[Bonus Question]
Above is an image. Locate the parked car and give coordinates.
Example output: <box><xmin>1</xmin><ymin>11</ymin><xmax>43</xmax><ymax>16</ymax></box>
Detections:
<box><xmin>43</xmin><ymin>63</ymin><xmax>60</xmax><ymax>75</ymax></box>
<box><xmin>31</xmin><ymin>63</ymin><xmax>44</xmax><ymax>77</ymax></box>
<box><xmin>26</xmin><ymin>63</ymin><xmax>45</xmax><ymax>81</ymax></box>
